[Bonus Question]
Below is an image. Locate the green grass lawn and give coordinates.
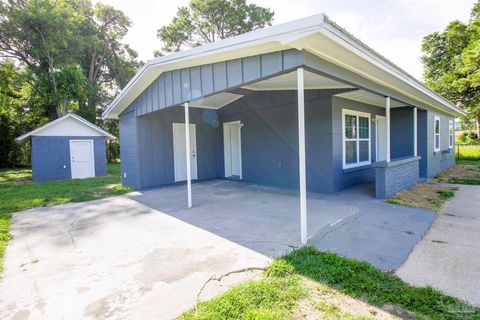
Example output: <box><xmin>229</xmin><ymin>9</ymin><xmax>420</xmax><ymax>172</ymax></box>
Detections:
<box><xmin>181</xmin><ymin>246</ymin><xmax>480</xmax><ymax>320</ymax></box>
<box><xmin>455</xmin><ymin>144</ymin><xmax>480</xmax><ymax>160</ymax></box>
<box><xmin>0</xmin><ymin>163</ymin><xmax>130</xmax><ymax>272</ymax></box>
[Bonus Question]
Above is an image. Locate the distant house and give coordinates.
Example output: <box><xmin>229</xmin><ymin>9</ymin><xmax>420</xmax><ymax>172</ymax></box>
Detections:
<box><xmin>16</xmin><ymin>113</ymin><xmax>116</xmax><ymax>182</ymax></box>
<box><xmin>102</xmin><ymin>14</ymin><xmax>465</xmax><ymax>242</ymax></box>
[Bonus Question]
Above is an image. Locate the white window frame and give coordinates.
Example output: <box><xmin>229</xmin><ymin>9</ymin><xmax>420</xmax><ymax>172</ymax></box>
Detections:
<box><xmin>342</xmin><ymin>109</ymin><xmax>371</xmax><ymax>169</ymax></box>
<box><xmin>449</xmin><ymin>119</ymin><xmax>454</xmax><ymax>149</ymax></box>
<box><xmin>434</xmin><ymin>115</ymin><xmax>441</xmax><ymax>152</ymax></box>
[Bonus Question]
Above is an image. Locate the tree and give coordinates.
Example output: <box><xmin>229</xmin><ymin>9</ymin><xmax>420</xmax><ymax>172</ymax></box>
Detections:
<box><xmin>155</xmin><ymin>0</ymin><xmax>274</xmax><ymax>55</ymax></box>
<box><xmin>422</xmin><ymin>1</ymin><xmax>480</xmax><ymax>135</ymax></box>
<box><xmin>0</xmin><ymin>0</ymin><xmax>139</xmax><ymax>122</ymax></box>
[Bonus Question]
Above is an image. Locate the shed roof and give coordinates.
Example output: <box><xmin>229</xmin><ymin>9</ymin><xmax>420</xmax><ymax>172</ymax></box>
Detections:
<box><xmin>16</xmin><ymin>113</ymin><xmax>117</xmax><ymax>142</ymax></box>
<box><xmin>102</xmin><ymin>13</ymin><xmax>466</xmax><ymax>119</ymax></box>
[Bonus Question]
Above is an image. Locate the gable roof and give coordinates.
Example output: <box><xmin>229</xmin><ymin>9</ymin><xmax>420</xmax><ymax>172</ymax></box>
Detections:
<box><xmin>103</xmin><ymin>13</ymin><xmax>466</xmax><ymax>119</ymax></box>
<box><xmin>16</xmin><ymin>113</ymin><xmax>117</xmax><ymax>142</ymax></box>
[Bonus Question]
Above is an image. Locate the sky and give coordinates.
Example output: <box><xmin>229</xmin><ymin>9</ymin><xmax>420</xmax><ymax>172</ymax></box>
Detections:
<box><xmin>96</xmin><ymin>0</ymin><xmax>477</xmax><ymax>80</ymax></box>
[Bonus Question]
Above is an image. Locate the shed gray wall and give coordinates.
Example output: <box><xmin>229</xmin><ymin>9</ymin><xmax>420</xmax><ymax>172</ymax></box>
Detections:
<box><xmin>131</xmin><ymin>50</ymin><xmax>304</xmax><ymax>117</ymax></box>
<box><xmin>31</xmin><ymin>136</ymin><xmax>107</xmax><ymax>182</ymax></box>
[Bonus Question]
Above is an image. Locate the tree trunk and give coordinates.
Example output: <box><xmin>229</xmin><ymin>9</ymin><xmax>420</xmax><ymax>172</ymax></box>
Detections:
<box><xmin>477</xmin><ymin>115</ymin><xmax>480</xmax><ymax>138</ymax></box>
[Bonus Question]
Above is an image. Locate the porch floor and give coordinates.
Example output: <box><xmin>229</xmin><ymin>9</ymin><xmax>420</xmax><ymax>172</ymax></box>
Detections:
<box><xmin>132</xmin><ymin>179</ymin><xmax>434</xmax><ymax>271</ymax></box>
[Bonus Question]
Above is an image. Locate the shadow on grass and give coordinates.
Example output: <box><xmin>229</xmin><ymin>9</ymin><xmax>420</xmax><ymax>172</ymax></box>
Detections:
<box><xmin>280</xmin><ymin>246</ymin><xmax>480</xmax><ymax>320</ymax></box>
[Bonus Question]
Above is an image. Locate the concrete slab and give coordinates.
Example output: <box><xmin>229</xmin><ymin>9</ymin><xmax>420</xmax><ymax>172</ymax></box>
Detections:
<box><xmin>0</xmin><ymin>180</ymin><xmax>435</xmax><ymax>319</ymax></box>
<box><xmin>397</xmin><ymin>185</ymin><xmax>480</xmax><ymax>306</ymax></box>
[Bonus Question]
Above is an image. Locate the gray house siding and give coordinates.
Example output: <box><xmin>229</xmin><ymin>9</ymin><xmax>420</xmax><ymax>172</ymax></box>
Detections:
<box><xmin>31</xmin><ymin>136</ymin><xmax>106</xmax><ymax>182</ymax></box>
<box><xmin>137</xmin><ymin>107</ymin><xmax>221</xmax><ymax>189</ymax></box>
<box><xmin>130</xmin><ymin>50</ymin><xmax>304</xmax><ymax>118</ymax></box>
<box><xmin>426</xmin><ymin>110</ymin><xmax>455</xmax><ymax>177</ymax></box>
<box><xmin>331</xmin><ymin>97</ymin><xmax>385</xmax><ymax>191</ymax></box>
<box><xmin>219</xmin><ymin>90</ymin><xmax>338</xmax><ymax>193</ymax></box>
<box><xmin>119</xmin><ymin>106</ymin><xmax>140</xmax><ymax>189</ymax></box>
<box><xmin>390</xmin><ymin>107</ymin><xmax>415</xmax><ymax>159</ymax></box>
<box><xmin>417</xmin><ymin>109</ymin><xmax>428</xmax><ymax>178</ymax></box>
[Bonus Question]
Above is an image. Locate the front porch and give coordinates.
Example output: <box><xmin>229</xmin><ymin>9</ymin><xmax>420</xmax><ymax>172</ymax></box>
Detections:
<box><xmin>134</xmin><ymin>179</ymin><xmax>434</xmax><ymax>271</ymax></box>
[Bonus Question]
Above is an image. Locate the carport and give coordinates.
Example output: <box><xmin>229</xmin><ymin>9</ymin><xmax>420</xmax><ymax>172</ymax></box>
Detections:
<box><xmin>103</xmin><ymin>14</ymin><xmax>464</xmax><ymax>246</ymax></box>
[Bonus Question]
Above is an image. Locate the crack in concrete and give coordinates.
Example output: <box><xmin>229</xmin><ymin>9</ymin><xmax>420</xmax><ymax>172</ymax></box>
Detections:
<box><xmin>196</xmin><ymin>267</ymin><xmax>266</xmax><ymax>303</ymax></box>
<box><xmin>67</xmin><ymin>217</ymin><xmax>79</xmax><ymax>249</ymax></box>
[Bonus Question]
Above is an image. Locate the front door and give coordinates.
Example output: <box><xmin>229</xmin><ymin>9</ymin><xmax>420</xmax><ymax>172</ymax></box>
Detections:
<box><xmin>173</xmin><ymin>123</ymin><xmax>198</xmax><ymax>182</ymax></box>
<box><xmin>376</xmin><ymin>116</ymin><xmax>387</xmax><ymax>162</ymax></box>
<box><xmin>223</xmin><ymin>121</ymin><xmax>242</xmax><ymax>178</ymax></box>
<box><xmin>70</xmin><ymin>140</ymin><xmax>95</xmax><ymax>179</ymax></box>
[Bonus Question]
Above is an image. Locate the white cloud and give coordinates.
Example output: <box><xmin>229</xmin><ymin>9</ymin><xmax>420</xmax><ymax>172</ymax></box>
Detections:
<box><xmin>96</xmin><ymin>0</ymin><xmax>477</xmax><ymax>80</ymax></box>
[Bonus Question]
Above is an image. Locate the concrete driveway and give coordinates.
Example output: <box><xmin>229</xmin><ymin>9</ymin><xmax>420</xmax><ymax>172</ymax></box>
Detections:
<box><xmin>0</xmin><ymin>180</ymin><xmax>434</xmax><ymax>319</ymax></box>
<box><xmin>397</xmin><ymin>185</ymin><xmax>480</xmax><ymax>307</ymax></box>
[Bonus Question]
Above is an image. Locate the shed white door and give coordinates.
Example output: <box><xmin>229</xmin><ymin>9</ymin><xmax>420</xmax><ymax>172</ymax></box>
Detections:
<box><xmin>173</xmin><ymin>123</ymin><xmax>198</xmax><ymax>182</ymax></box>
<box><xmin>224</xmin><ymin>121</ymin><xmax>242</xmax><ymax>178</ymax></box>
<box><xmin>376</xmin><ymin>116</ymin><xmax>387</xmax><ymax>162</ymax></box>
<box><xmin>70</xmin><ymin>140</ymin><xmax>95</xmax><ymax>179</ymax></box>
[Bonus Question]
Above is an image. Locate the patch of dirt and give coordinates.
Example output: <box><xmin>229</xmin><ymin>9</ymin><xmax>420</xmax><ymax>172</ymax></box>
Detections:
<box><xmin>13</xmin><ymin>177</ymin><xmax>32</xmax><ymax>185</ymax></box>
<box><xmin>434</xmin><ymin>164</ymin><xmax>480</xmax><ymax>183</ymax></box>
<box><xmin>292</xmin><ymin>278</ymin><xmax>409</xmax><ymax>320</ymax></box>
<box><xmin>387</xmin><ymin>183</ymin><xmax>458</xmax><ymax>213</ymax></box>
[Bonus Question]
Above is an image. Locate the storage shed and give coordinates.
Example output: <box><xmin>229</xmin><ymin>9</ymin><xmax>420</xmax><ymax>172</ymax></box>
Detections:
<box><xmin>16</xmin><ymin>113</ymin><xmax>116</xmax><ymax>182</ymax></box>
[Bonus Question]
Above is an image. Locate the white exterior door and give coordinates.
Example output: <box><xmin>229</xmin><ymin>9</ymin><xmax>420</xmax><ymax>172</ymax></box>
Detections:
<box><xmin>224</xmin><ymin>121</ymin><xmax>242</xmax><ymax>178</ymax></box>
<box><xmin>376</xmin><ymin>116</ymin><xmax>387</xmax><ymax>162</ymax></box>
<box><xmin>173</xmin><ymin>123</ymin><xmax>198</xmax><ymax>182</ymax></box>
<box><xmin>70</xmin><ymin>140</ymin><xmax>95</xmax><ymax>179</ymax></box>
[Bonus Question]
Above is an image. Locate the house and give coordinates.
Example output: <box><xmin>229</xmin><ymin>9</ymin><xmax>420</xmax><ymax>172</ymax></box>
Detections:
<box><xmin>16</xmin><ymin>113</ymin><xmax>116</xmax><ymax>182</ymax></box>
<box><xmin>103</xmin><ymin>14</ymin><xmax>465</xmax><ymax>243</ymax></box>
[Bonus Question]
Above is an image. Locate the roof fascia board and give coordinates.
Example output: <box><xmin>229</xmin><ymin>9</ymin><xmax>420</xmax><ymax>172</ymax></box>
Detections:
<box><xmin>320</xmin><ymin>21</ymin><xmax>466</xmax><ymax>116</ymax></box>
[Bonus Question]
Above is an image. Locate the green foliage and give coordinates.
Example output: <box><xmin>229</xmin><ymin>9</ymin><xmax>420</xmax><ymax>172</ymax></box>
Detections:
<box><xmin>156</xmin><ymin>0</ymin><xmax>274</xmax><ymax>55</ymax></box>
<box><xmin>422</xmin><ymin>1</ymin><xmax>480</xmax><ymax>134</ymax></box>
<box><xmin>281</xmin><ymin>246</ymin><xmax>480</xmax><ymax>319</ymax></box>
<box><xmin>457</xmin><ymin>132</ymin><xmax>479</xmax><ymax>143</ymax></box>
<box><xmin>180</xmin><ymin>265</ymin><xmax>303</xmax><ymax>320</ymax></box>
<box><xmin>0</xmin><ymin>163</ymin><xmax>130</xmax><ymax>272</ymax></box>
<box><xmin>455</xmin><ymin>144</ymin><xmax>480</xmax><ymax>160</ymax></box>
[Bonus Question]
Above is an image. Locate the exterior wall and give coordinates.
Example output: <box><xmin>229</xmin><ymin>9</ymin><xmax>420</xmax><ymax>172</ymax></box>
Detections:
<box><xmin>219</xmin><ymin>90</ymin><xmax>339</xmax><ymax>193</ymax></box>
<box><xmin>331</xmin><ymin>97</ymin><xmax>385</xmax><ymax>191</ymax></box>
<box><xmin>137</xmin><ymin>106</ymin><xmax>221</xmax><ymax>189</ymax></box>
<box><xmin>391</xmin><ymin>107</ymin><xmax>415</xmax><ymax>159</ymax></box>
<box><xmin>31</xmin><ymin>136</ymin><xmax>106</xmax><ymax>182</ymax></box>
<box><xmin>119</xmin><ymin>105</ymin><xmax>140</xmax><ymax>188</ymax></box>
<box><xmin>417</xmin><ymin>109</ymin><xmax>428</xmax><ymax>178</ymax></box>
<box><xmin>426</xmin><ymin>110</ymin><xmax>455</xmax><ymax>177</ymax></box>
<box><xmin>374</xmin><ymin>157</ymin><xmax>420</xmax><ymax>198</ymax></box>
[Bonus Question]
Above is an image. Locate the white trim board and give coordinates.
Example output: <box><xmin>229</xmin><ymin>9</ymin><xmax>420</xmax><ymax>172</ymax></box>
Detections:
<box><xmin>223</xmin><ymin>121</ymin><xmax>243</xmax><ymax>179</ymax></box>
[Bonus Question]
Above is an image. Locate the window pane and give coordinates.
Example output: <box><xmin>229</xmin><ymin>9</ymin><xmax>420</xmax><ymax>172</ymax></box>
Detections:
<box><xmin>345</xmin><ymin>141</ymin><xmax>357</xmax><ymax>164</ymax></box>
<box><xmin>435</xmin><ymin>135</ymin><xmax>440</xmax><ymax>149</ymax></box>
<box><xmin>359</xmin><ymin>116</ymin><xmax>369</xmax><ymax>139</ymax></box>
<box><xmin>359</xmin><ymin>141</ymin><xmax>369</xmax><ymax>162</ymax></box>
<box><xmin>450</xmin><ymin>135</ymin><xmax>453</xmax><ymax>146</ymax></box>
<box><xmin>435</xmin><ymin>119</ymin><xmax>440</xmax><ymax>134</ymax></box>
<box><xmin>345</xmin><ymin>115</ymin><xmax>356</xmax><ymax>139</ymax></box>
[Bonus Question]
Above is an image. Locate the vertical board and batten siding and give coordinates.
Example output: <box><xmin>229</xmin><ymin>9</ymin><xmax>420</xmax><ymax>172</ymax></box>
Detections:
<box><xmin>130</xmin><ymin>49</ymin><xmax>304</xmax><ymax>118</ymax></box>
<box><xmin>417</xmin><ymin>109</ymin><xmax>429</xmax><ymax>178</ymax></box>
<box><xmin>390</xmin><ymin>107</ymin><xmax>415</xmax><ymax>159</ymax></box>
<box><xmin>31</xmin><ymin>136</ymin><xmax>107</xmax><ymax>182</ymax></box>
<box><xmin>119</xmin><ymin>105</ymin><xmax>140</xmax><ymax>188</ymax></box>
<box><xmin>137</xmin><ymin>107</ymin><xmax>222</xmax><ymax>189</ymax></box>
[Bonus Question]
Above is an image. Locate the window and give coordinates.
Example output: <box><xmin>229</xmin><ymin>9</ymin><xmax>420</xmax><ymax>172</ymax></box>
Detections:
<box><xmin>342</xmin><ymin>109</ymin><xmax>371</xmax><ymax>169</ymax></box>
<box><xmin>434</xmin><ymin>115</ymin><xmax>440</xmax><ymax>152</ymax></box>
<box><xmin>449</xmin><ymin>120</ymin><xmax>454</xmax><ymax>149</ymax></box>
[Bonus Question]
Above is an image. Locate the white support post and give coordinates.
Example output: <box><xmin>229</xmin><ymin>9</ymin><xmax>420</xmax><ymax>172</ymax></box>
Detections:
<box><xmin>413</xmin><ymin>107</ymin><xmax>418</xmax><ymax>157</ymax></box>
<box><xmin>386</xmin><ymin>97</ymin><xmax>391</xmax><ymax>163</ymax></box>
<box><xmin>297</xmin><ymin>67</ymin><xmax>307</xmax><ymax>245</ymax></box>
<box><xmin>185</xmin><ymin>102</ymin><xmax>192</xmax><ymax>208</ymax></box>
